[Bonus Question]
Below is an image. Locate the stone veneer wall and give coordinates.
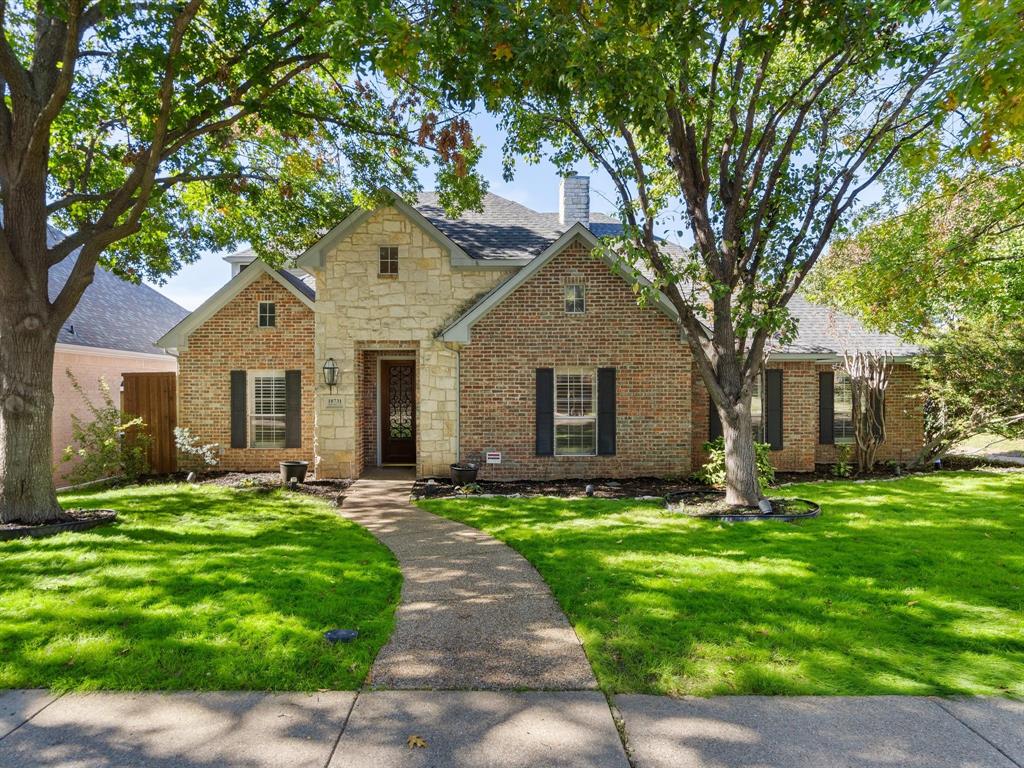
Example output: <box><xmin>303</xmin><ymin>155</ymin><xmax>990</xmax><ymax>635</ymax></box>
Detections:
<box><xmin>459</xmin><ymin>238</ymin><xmax>693</xmax><ymax>480</ymax></box>
<box><xmin>177</xmin><ymin>273</ymin><xmax>315</xmax><ymax>471</ymax></box>
<box><xmin>311</xmin><ymin>207</ymin><xmax>513</xmax><ymax>478</ymax></box>
<box><xmin>691</xmin><ymin>360</ymin><xmax>925</xmax><ymax>472</ymax></box>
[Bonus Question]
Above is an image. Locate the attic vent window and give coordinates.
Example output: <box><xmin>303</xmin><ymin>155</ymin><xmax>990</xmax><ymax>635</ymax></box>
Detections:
<box><xmin>564</xmin><ymin>284</ymin><xmax>586</xmax><ymax>314</ymax></box>
<box><xmin>379</xmin><ymin>246</ymin><xmax>398</xmax><ymax>276</ymax></box>
<box><xmin>258</xmin><ymin>301</ymin><xmax>276</xmax><ymax>327</ymax></box>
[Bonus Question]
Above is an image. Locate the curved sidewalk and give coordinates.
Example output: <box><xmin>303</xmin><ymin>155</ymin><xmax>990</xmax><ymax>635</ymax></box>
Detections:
<box><xmin>337</xmin><ymin>471</ymin><xmax>596</xmax><ymax>690</ymax></box>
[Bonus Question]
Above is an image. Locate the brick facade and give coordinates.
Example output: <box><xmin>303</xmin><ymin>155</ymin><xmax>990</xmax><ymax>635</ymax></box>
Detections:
<box><xmin>175</xmin><ymin>210</ymin><xmax>925</xmax><ymax>480</ymax></box>
<box><xmin>691</xmin><ymin>359</ymin><xmax>925</xmax><ymax>473</ymax></box>
<box><xmin>459</xmin><ymin>238</ymin><xmax>693</xmax><ymax>480</ymax></box>
<box><xmin>177</xmin><ymin>273</ymin><xmax>315</xmax><ymax>471</ymax></box>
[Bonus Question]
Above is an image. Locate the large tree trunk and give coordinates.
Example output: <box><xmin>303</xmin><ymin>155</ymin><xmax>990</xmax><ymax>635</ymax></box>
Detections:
<box><xmin>0</xmin><ymin>300</ymin><xmax>63</xmax><ymax>524</ymax></box>
<box><xmin>719</xmin><ymin>401</ymin><xmax>762</xmax><ymax>506</ymax></box>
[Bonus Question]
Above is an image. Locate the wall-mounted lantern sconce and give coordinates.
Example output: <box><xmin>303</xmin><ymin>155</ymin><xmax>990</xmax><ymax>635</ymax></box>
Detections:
<box><xmin>322</xmin><ymin>357</ymin><xmax>339</xmax><ymax>392</ymax></box>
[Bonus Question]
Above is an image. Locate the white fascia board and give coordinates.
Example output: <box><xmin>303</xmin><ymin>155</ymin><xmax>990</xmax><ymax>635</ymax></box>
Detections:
<box><xmin>155</xmin><ymin>261</ymin><xmax>313</xmax><ymax>351</ymax></box>
<box><xmin>55</xmin><ymin>342</ymin><xmax>176</xmax><ymax>361</ymax></box>
<box><xmin>766</xmin><ymin>352</ymin><xmax>918</xmax><ymax>363</ymax></box>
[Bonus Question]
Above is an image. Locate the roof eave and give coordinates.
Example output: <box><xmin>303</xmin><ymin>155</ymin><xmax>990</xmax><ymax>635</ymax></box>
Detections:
<box><xmin>155</xmin><ymin>261</ymin><xmax>314</xmax><ymax>351</ymax></box>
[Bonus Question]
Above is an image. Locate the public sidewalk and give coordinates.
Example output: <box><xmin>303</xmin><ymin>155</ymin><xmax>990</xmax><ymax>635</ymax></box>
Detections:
<box><xmin>2</xmin><ymin>689</ymin><xmax>1022</xmax><ymax>767</ymax></box>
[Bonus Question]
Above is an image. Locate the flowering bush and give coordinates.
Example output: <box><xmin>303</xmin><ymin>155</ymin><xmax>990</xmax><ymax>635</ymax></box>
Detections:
<box><xmin>174</xmin><ymin>427</ymin><xmax>220</xmax><ymax>470</ymax></box>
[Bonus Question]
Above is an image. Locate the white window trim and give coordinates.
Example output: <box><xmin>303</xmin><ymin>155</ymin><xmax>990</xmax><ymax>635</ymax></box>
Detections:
<box><xmin>258</xmin><ymin>301</ymin><xmax>276</xmax><ymax>328</ymax></box>
<box><xmin>833</xmin><ymin>371</ymin><xmax>856</xmax><ymax>444</ymax></box>
<box><xmin>554</xmin><ymin>366</ymin><xmax>597</xmax><ymax>457</ymax></box>
<box><xmin>564</xmin><ymin>284</ymin><xmax>586</xmax><ymax>314</ymax></box>
<box><xmin>248</xmin><ymin>369</ymin><xmax>287</xmax><ymax>449</ymax></box>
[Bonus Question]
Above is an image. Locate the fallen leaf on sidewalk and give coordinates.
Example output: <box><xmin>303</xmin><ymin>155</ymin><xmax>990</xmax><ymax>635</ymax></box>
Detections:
<box><xmin>407</xmin><ymin>735</ymin><xmax>428</xmax><ymax>749</ymax></box>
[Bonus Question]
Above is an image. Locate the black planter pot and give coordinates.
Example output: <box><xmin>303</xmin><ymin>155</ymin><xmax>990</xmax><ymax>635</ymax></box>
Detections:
<box><xmin>450</xmin><ymin>463</ymin><xmax>478</xmax><ymax>485</ymax></box>
<box><xmin>280</xmin><ymin>460</ymin><xmax>309</xmax><ymax>484</ymax></box>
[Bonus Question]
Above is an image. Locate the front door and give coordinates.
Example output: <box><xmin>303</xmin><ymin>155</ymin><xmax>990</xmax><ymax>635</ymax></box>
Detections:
<box><xmin>380</xmin><ymin>360</ymin><xmax>416</xmax><ymax>464</ymax></box>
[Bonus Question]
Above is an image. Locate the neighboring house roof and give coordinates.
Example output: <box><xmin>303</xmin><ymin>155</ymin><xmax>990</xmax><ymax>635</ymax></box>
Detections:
<box><xmin>156</xmin><ymin>259</ymin><xmax>315</xmax><ymax>351</ymax></box>
<box><xmin>47</xmin><ymin>227</ymin><xmax>188</xmax><ymax>355</ymax></box>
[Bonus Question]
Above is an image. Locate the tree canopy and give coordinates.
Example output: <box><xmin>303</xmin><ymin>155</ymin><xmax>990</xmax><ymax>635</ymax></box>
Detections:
<box><xmin>417</xmin><ymin>0</ymin><xmax>957</xmax><ymax>503</ymax></box>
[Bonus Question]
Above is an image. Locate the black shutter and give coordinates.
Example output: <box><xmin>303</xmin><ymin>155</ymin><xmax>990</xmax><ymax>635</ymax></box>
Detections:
<box><xmin>597</xmin><ymin>367</ymin><xmax>616</xmax><ymax>455</ymax></box>
<box><xmin>764</xmin><ymin>369</ymin><xmax>784</xmax><ymax>450</ymax></box>
<box><xmin>230</xmin><ymin>370</ymin><xmax>247</xmax><ymax>448</ymax></box>
<box><xmin>819</xmin><ymin>371</ymin><xmax>834</xmax><ymax>444</ymax></box>
<box><xmin>536</xmin><ymin>368</ymin><xmax>554</xmax><ymax>456</ymax></box>
<box><xmin>285</xmin><ymin>370</ymin><xmax>302</xmax><ymax>448</ymax></box>
<box><xmin>708</xmin><ymin>399</ymin><xmax>723</xmax><ymax>440</ymax></box>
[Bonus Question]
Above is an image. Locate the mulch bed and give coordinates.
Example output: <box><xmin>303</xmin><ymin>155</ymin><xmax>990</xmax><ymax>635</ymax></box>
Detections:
<box><xmin>412</xmin><ymin>476</ymin><xmax>708</xmax><ymax>500</ymax></box>
<box><xmin>665</xmin><ymin>490</ymin><xmax>820</xmax><ymax>522</ymax></box>
<box><xmin>195</xmin><ymin>472</ymin><xmax>353</xmax><ymax>505</ymax></box>
<box><xmin>0</xmin><ymin>508</ymin><xmax>118</xmax><ymax>541</ymax></box>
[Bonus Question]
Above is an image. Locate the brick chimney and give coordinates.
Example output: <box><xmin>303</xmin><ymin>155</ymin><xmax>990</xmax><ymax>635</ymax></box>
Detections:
<box><xmin>559</xmin><ymin>174</ymin><xmax>590</xmax><ymax>227</ymax></box>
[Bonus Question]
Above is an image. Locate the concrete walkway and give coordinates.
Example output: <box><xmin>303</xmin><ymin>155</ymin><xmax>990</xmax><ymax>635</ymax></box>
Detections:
<box><xmin>336</xmin><ymin>470</ymin><xmax>596</xmax><ymax>690</ymax></box>
<box><xmin>3</xmin><ymin>690</ymin><xmax>1022</xmax><ymax>767</ymax></box>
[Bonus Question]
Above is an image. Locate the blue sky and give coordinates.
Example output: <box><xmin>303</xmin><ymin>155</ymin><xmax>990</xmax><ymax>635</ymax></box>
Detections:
<box><xmin>145</xmin><ymin>116</ymin><xmax>623</xmax><ymax>310</ymax></box>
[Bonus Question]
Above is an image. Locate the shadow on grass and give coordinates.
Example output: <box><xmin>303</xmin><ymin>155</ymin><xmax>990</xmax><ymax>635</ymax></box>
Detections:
<box><xmin>421</xmin><ymin>471</ymin><xmax>1024</xmax><ymax>697</ymax></box>
<box><xmin>0</xmin><ymin>484</ymin><xmax>402</xmax><ymax>692</ymax></box>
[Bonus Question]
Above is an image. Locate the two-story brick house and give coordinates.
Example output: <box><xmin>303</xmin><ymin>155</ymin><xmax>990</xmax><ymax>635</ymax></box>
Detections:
<box><xmin>157</xmin><ymin>176</ymin><xmax>923</xmax><ymax>480</ymax></box>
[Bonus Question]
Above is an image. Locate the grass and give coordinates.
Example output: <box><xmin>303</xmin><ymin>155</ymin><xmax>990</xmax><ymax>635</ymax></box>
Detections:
<box><xmin>0</xmin><ymin>483</ymin><xmax>401</xmax><ymax>691</ymax></box>
<box><xmin>954</xmin><ymin>433</ymin><xmax>1024</xmax><ymax>457</ymax></box>
<box><xmin>421</xmin><ymin>471</ymin><xmax>1024</xmax><ymax>697</ymax></box>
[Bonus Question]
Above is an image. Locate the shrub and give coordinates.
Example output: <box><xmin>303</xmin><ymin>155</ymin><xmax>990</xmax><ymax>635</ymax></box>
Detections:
<box><xmin>832</xmin><ymin>444</ymin><xmax>854</xmax><ymax>478</ymax></box>
<box><xmin>61</xmin><ymin>371</ymin><xmax>150</xmax><ymax>484</ymax></box>
<box><xmin>174</xmin><ymin>427</ymin><xmax>220</xmax><ymax>471</ymax></box>
<box><xmin>696</xmin><ymin>436</ymin><xmax>775</xmax><ymax>494</ymax></box>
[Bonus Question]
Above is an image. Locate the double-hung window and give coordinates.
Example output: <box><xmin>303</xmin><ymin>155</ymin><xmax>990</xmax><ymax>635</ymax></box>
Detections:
<box><xmin>250</xmin><ymin>371</ymin><xmax>287</xmax><ymax>448</ymax></box>
<box><xmin>554</xmin><ymin>368</ymin><xmax>596</xmax><ymax>455</ymax></box>
<box><xmin>833</xmin><ymin>371</ymin><xmax>855</xmax><ymax>443</ymax></box>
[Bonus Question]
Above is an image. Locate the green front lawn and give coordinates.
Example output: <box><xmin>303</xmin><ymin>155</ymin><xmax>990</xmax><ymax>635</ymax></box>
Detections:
<box><xmin>421</xmin><ymin>472</ymin><xmax>1024</xmax><ymax>697</ymax></box>
<box><xmin>0</xmin><ymin>483</ymin><xmax>401</xmax><ymax>691</ymax></box>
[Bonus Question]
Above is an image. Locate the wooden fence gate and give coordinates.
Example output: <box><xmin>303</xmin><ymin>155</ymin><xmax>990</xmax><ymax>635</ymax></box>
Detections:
<box><xmin>122</xmin><ymin>371</ymin><xmax>177</xmax><ymax>475</ymax></box>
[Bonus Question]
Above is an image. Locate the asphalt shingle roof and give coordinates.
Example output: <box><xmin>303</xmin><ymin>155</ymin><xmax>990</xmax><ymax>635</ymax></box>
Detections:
<box><xmin>778</xmin><ymin>293</ymin><xmax>919</xmax><ymax>358</ymax></box>
<box><xmin>412</xmin><ymin>192</ymin><xmax>916</xmax><ymax>357</ymax></box>
<box><xmin>47</xmin><ymin>227</ymin><xmax>188</xmax><ymax>355</ymax></box>
<box><xmin>414</xmin><ymin>191</ymin><xmax>622</xmax><ymax>260</ymax></box>
<box><xmin>208</xmin><ymin>192</ymin><xmax>916</xmax><ymax>359</ymax></box>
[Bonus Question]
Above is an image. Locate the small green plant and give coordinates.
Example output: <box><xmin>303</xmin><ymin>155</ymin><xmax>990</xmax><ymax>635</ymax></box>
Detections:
<box><xmin>695</xmin><ymin>437</ymin><xmax>775</xmax><ymax>494</ymax></box>
<box><xmin>456</xmin><ymin>482</ymin><xmax>481</xmax><ymax>495</ymax></box>
<box><xmin>174</xmin><ymin>427</ymin><xmax>220</xmax><ymax>471</ymax></box>
<box><xmin>62</xmin><ymin>370</ymin><xmax>150</xmax><ymax>484</ymax></box>
<box><xmin>832</xmin><ymin>444</ymin><xmax>854</xmax><ymax>478</ymax></box>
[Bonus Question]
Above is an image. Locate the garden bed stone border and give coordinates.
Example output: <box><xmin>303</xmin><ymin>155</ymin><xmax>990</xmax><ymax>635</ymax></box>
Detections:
<box><xmin>0</xmin><ymin>510</ymin><xmax>118</xmax><ymax>541</ymax></box>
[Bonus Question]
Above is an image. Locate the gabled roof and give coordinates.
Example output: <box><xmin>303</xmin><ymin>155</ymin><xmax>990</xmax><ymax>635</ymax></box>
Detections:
<box><xmin>295</xmin><ymin>190</ymin><xmax>495</xmax><ymax>270</ymax></box>
<box><xmin>439</xmin><ymin>224</ymin><xmax>683</xmax><ymax>343</ymax></box>
<box><xmin>156</xmin><ymin>259</ymin><xmax>314</xmax><ymax>351</ymax></box>
<box><xmin>47</xmin><ymin>227</ymin><xmax>188</xmax><ymax>355</ymax></box>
